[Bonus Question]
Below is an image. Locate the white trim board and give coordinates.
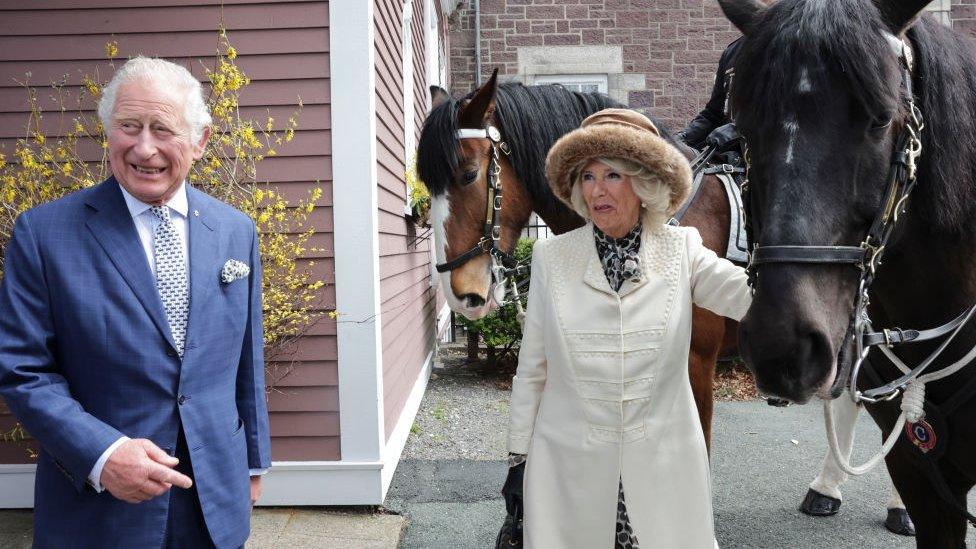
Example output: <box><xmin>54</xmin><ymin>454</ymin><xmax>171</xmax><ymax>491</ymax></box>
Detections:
<box><xmin>330</xmin><ymin>0</ymin><xmax>385</xmax><ymax>465</ymax></box>
<box><xmin>0</xmin><ymin>464</ymin><xmax>35</xmax><ymax>508</ymax></box>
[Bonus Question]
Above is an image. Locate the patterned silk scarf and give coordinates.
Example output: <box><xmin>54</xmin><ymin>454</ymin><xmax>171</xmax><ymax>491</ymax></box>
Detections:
<box><xmin>594</xmin><ymin>221</ymin><xmax>643</xmax><ymax>292</ymax></box>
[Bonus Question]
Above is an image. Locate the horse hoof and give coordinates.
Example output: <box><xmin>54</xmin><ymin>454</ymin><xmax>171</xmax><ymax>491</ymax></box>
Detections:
<box><xmin>799</xmin><ymin>489</ymin><xmax>841</xmax><ymax>516</ymax></box>
<box><xmin>766</xmin><ymin>397</ymin><xmax>791</xmax><ymax>407</ymax></box>
<box><xmin>884</xmin><ymin>508</ymin><xmax>916</xmax><ymax>536</ymax></box>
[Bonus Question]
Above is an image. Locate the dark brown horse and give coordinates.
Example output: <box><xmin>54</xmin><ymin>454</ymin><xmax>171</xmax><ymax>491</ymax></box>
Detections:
<box><xmin>417</xmin><ymin>71</ymin><xmax>737</xmax><ymax>450</ymax></box>
<box><xmin>720</xmin><ymin>0</ymin><xmax>976</xmax><ymax>546</ymax></box>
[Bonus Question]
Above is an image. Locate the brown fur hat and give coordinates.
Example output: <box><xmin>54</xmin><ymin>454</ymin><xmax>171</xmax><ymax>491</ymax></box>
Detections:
<box><xmin>545</xmin><ymin>108</ymin><xmax>692</xmax><ymax>216</ymax></box>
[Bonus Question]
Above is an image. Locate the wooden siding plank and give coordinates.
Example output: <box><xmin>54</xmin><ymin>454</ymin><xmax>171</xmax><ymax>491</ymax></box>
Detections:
<box><xmin>0</xmin><ymin>53</ymin><xmax>329</xmax><ymax>89</ymax></box>
<box><xmin>0</xmin><ymin>79</ymin><xmax>330</xmax><ymax>112</ymax></box>
<box><xmin>270</xmin><ymin>436</ymin><xmax>339</xmax><ymax>461</ymax></box>
<box><xmin>268</xmin><ymin>385</ymin><xmax>339</xmax><ymax>413</ymax></box>
<box><xmin>0</xmin><ymin>3</ymin><xmax>329</xmax><ymax>35</ymax></box>
<box><xmin>266</xmin><ymin>360</ymin><xmax>338</xmax><ymax>387</ymax></box>
<box><xmin>269</xmin><ymin>411</ymin><xmax>339</xmax><ymax>437</ymax></box>
<box><xmin>0</xmin><ymin>105</ymin><xmax>330</xmax><ymax>138</ymax></box>
<box><xmin>0</xmin><ymin>29</ymin><xmax>329</xmax><ymax>62</ymax></box>
<box><xmin>0</xmin><ymin>0</ymin><xmax>315</xmax><ymax>9</ymax></box>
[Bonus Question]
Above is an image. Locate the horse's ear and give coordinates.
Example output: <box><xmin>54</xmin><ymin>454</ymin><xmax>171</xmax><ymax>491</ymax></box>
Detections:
<box><xmin>430</xmin><ymin>85</ymin><xmax>450</xmax><ymax>109</ymax></box>
<box><xmin>873</xmin><ymin>0</ymin><xmax>930</xmax><ymax>34</ymax></box>
<box><xmin>717</xmin><ymin>0</ymin><xmax>764</xmax><ymax>35</ymax></box>
<box><xmin>459</xmin><ymin>69</ymin><xmax>499</xmax><ymax>127</ymax></box>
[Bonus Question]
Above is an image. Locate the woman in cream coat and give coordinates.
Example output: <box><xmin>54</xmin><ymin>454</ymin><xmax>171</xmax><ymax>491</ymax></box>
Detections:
<box><xmin>506</xmin><ymin>108</ymin><xmax>751</xmax><ymax>549</ymax></box>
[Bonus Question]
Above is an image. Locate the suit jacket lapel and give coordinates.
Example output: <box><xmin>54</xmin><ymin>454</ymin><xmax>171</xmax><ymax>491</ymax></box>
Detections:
<box><xmin>185</xmin><ymin>186</ymin><xmax>220</xmax><ymax>350</ymax></box>
<box><xmin>85</xmin><ymin>178</ymin><xmax>177</xmax><ymax>351</ymax></box>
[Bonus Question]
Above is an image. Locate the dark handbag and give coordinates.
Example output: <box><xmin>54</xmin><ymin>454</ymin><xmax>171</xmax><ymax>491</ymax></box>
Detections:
<box><xmin>495</xmin><ymin>510</ymin><xmax>523</xmax><ymax>548</ymax></box>
<box><xmin>496</xmin><ymin>461</ymin><xmax>525</xmax><ymax>548</ymax></box>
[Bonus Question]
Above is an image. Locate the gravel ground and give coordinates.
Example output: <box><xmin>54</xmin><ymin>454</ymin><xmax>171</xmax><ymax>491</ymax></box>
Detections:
<box><xmin>401</xmin><ymin>341</ymin><xmax>512</xmax><ymax>461</ymax></box>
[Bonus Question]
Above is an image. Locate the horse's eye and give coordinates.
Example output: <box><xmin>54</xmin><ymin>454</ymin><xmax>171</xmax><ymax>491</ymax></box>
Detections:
<box><xmin>869</xmin><ymin>116</ymin><xmax>893</xmax><ymax>133</ymax></box>
<box><xmin>462</xmin><ymin>169</ymin><xmax>479</xmax><ymax>185</ymax></box>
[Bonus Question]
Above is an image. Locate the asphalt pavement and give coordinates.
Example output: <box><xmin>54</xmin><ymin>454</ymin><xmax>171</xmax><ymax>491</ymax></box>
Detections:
<box><xmin>388</xmin><ymin>397</ymin><xmax>976</xmax><ymax>548</ymax></box>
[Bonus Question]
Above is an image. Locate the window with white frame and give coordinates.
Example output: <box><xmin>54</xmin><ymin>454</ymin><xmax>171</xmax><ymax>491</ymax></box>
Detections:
<box><xmin>402</xmin><ymin>0</ymin><xmax>417</xmax><ymax>215</ymax></box>
<box><xmin>534</xmin><ymin>74</ymin><xmax>608</xmax><ymax>94</ymax></box>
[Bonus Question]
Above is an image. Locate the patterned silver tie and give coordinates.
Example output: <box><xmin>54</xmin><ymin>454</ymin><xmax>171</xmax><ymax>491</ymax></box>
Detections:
<box><xmin>150</xmin><ymin>206</ymin><xmax>189</xmax><ymax>357</ymax></box>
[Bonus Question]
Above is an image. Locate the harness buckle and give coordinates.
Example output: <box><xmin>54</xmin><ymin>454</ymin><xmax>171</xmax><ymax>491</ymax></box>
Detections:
<box><xmin>721</xmin><ymin>164</ymin><xmax>734</xmax><ymax>174</ymax></box>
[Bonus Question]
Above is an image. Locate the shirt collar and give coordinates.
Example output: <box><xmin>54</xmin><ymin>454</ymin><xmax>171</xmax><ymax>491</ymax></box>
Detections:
<box><xmin>118</xmin><ymin>181</ymin><xmax>189</xmax><ymax>219</ymax></box>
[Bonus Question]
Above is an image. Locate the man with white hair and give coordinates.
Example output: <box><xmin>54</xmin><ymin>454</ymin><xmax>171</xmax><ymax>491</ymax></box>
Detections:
<box><xmin>0</xmin><ymin>56</ymin><xmax>271</xmax><ymax>548</ymax></box>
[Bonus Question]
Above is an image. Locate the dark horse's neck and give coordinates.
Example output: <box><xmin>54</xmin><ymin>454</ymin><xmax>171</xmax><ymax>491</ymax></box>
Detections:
<box><xmin>865</xmin><ymin>19</ymin><xmax>976</xmax><ymax>387</ymax></box>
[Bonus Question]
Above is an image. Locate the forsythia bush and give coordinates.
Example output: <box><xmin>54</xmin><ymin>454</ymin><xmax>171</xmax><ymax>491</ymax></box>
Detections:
<box><xmin>405</xmin><ymin>154</ymin><xmax>431</xmax><ymax>227</ymax></box>
<box><xmin>0</xmin><ymin>30</ymin><xmax>329</xmax><ymax>361</ymax></box>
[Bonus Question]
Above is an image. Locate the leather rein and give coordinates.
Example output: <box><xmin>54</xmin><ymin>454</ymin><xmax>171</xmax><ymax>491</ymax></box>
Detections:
<box><xmin>741</xmin><ymin>37</ymin><xmax>976</xmax><ymax>406</ymax></box>
<box><xmin>434</xmin><ymin>125</ymin><xmax>529</xmax><ymax>307</ymax></box>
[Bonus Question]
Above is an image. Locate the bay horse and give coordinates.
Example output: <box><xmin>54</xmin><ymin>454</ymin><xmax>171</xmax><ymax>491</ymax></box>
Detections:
<box><xmin>719</xmin><ymin>0</ymin><xmax>976</xmax><ymax>546</ymax></box>
<box><xmin>416</xmin><ymin>70</ymin><xmax>737</xmax><ymax>451</ymax></box>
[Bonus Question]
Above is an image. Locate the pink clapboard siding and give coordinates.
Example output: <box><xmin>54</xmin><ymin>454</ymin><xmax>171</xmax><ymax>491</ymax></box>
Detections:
<box><xmin>374</xmin><ymin>0</ymin><xmax>438</xmax><ymax>441</ymax></box>
<box><xmin>0</xmin><ymin>0</ymin><xmax>337</xmax><ymax>464</ymax></box>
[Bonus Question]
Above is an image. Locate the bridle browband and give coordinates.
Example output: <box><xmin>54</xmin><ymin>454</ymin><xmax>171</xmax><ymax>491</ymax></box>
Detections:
<box><xmin>742</xmin><ymin>36</ymin><xmax>976</xmax><ymax>405</ymax></box>
<box><xmin>434</xmin><ymin>124</ymin><xmax>529</xmax><ymax>306</ymax></box>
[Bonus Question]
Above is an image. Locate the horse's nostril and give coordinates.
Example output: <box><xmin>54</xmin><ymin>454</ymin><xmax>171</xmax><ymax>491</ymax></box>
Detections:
<box><xmin>460</xmin><ymin>293</ymin><xmax>485</xmax><ymax>308</ymax></box>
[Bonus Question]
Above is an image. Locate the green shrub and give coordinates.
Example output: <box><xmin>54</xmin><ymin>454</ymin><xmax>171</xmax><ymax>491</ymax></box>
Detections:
<box><xmin>460</xmin><ymin>237</ymin><xmax>534</xmax><ymax>356</ymax></box>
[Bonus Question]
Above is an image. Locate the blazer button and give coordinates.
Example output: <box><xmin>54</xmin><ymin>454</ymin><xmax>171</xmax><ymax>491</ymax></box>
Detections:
<box><xmin>166</xmin><ymin>349</ymin><xmax>177</xmax><ymax>358</ymax></box>
<box><xmin>178</xmin><ymin>394</ymin><xmax>188</xmax><ymax>405</ymax></box>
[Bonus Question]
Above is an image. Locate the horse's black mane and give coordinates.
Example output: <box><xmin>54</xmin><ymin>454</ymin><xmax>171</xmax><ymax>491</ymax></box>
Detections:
<box><xmin>907</xmin><ymin>18</ymin><xmax>976</xmax><ymax>234</ymax></box>
<box><xmin>417</xmin><ymin>82</ymin><xmax>625</xmax><ymax>214</ymax></box>
<box><xmin>733</xmin><ymin>0</ymin><xmax>976</xmax><ymax>234</ymax></box>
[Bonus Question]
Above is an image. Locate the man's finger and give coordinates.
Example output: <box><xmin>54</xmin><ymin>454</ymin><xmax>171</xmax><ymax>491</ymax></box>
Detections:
<box><xmin>148</xmin><ymin>463</ymin><xmax>192</xmax><ymax>489</ymax></box>
<box><xmin>137</xmin><ymin>479</ymin><xmax>172</xmax><ymax>499</ymax></box>
<box><xmin>141</xmin><ymin>440</ymin><xmax>179</xmax><ymax>467</ymax></box>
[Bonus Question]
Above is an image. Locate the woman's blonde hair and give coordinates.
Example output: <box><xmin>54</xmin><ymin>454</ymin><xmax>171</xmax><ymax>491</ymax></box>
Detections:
<box><xmin>569</xmin><ymin>157</ymin><xmax>673</xmax><ymax>227</ymax></box>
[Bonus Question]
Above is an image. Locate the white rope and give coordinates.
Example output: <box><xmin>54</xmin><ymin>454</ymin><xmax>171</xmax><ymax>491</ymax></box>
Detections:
<box><xmin>826</xmin><ymin>319</ymin><xmax>976</xmax><ymax>475</ymax></box>
<box><xmin>900</xmin><ymin>379</ymin><xmax>926</xmax><ymax>423</ymax></box>
<box><xmin>824</xmin><ymin>399</ymin><xmax>906</xmax><ymax>476</ymax></box>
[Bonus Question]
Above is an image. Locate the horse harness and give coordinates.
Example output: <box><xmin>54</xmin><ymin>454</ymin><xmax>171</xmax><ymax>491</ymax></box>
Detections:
<box><xmin>435</xmin><ymin>125</ymin><xmax>530</xmax><ymax>309</ymax></box>
<box><xmin>739</xmin><ymin>35</ymin><xmax>976</xmax><ymax>526</ymax></box>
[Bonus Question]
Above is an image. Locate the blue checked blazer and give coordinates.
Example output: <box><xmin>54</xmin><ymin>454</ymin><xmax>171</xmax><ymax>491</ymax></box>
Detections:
<box><xmin>0</xmin><ymin>178</ymin><xmax>271</xmax><ymax>548</ymax></box>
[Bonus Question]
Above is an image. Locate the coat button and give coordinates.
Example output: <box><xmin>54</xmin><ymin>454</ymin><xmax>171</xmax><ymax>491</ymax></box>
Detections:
<box><xmin>166</xmin><ymin>348</ymin><xmax>177</xmax><ymax>358</ymax></box>
<box><xmin>178</xmin><ymin>394</ymin><xmax>188</xmax><ymax>405</ymax></box>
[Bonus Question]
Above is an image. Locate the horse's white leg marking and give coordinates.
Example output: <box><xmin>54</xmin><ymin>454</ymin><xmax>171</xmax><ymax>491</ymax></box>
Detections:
<box><xmin>887</xmin><ymin>483</ymin><xmax>906</xmax><ymax>510</ymax></box>
<box><xmin>809</xmin><ymin>393</ymin><xmax>859</xmax><ymax>499</ymax></box>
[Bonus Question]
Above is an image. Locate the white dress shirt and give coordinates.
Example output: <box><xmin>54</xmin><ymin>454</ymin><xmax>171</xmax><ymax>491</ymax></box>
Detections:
<box><xmin>88</xmin><ymin>182</ymin><xmax>266</xmax><ymax>493</ymax></box>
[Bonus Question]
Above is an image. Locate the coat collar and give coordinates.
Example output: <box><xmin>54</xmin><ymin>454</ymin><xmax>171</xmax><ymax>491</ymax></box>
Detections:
<box><xmin>580</xmin><ymin>222</ymin><xmax>668</xmax><ymax>298</ymax></box>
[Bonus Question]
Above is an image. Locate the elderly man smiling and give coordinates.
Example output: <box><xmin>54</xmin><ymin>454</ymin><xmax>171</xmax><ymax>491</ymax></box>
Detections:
<box><xmin>0</xmin><ymin>57</ymin><xmax>270</xmax><ymax>548</ymax></box>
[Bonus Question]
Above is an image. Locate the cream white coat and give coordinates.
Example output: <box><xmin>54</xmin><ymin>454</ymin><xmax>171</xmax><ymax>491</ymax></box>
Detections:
<box><xmin>508</xmin><ymin>223</ymin><xmax>751</xmax><ymax>549</ymax></box>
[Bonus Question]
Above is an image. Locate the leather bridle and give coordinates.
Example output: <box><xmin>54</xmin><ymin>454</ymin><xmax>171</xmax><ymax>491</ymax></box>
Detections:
<box><xmin>741</xmin><ymin>37</ymin><xmax>976</xmax><ymax>404</ymax></box>
<box><xmin>435</xmin><ymin>125</ymin><xmax>529</xmax><ymax>305</ymax></box>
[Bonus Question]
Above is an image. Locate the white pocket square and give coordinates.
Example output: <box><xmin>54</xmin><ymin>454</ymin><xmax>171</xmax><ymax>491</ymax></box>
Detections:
<box><xmin>220</xmin><ymin>259</ymin><xmax>251</xmax><ymax>284</ymax></box>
